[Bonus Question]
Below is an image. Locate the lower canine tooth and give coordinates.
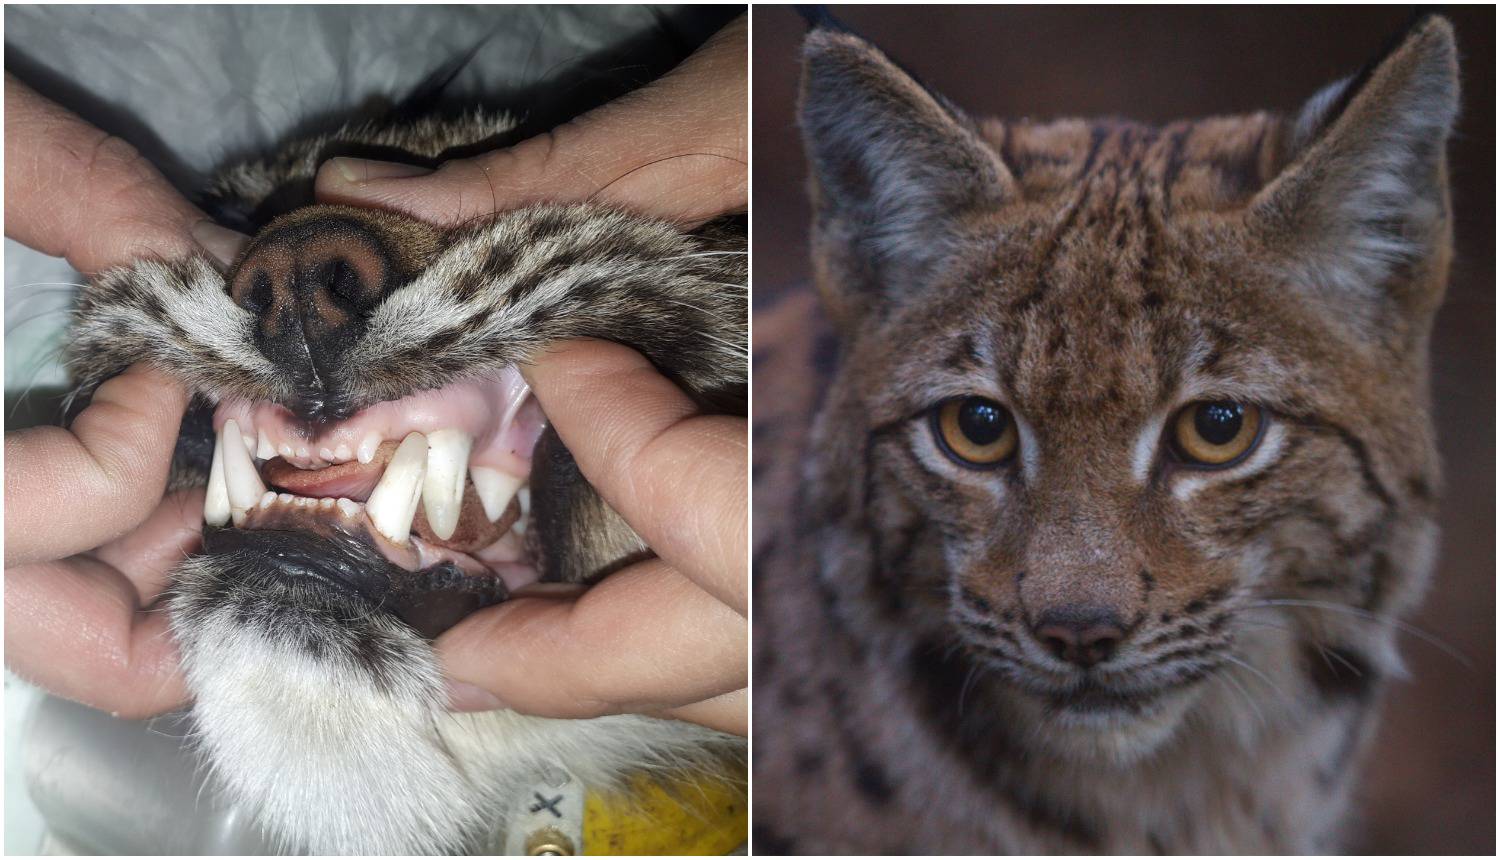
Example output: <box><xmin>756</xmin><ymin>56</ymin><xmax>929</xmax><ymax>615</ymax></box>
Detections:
<box><xmin>367</xmin><ymin>432</ymin><xmax>428</xmax><ymax>544</ymax></box>
<box><xmin>336</xmin><ymin>498</ymin><xmax>361</xmax><ymax>518</ymax></box>
<box><xmin>422</xmin><ymin>429</ymin><xmax>472</xmax><ymax>541</ymax></box>
<box><xmin>470</xmin><ymin>466</ymin><xmax>524</xmax><ymax>522</ymax></box>
<box><xmin>221</xmin><ymin>419</ymin><xmax>266</xmax><ymax>510</ymax></box>
<box><xmin>203</xmin><ymin>435</ymin><xmax>230</xmax><ymax>526</ymax></box>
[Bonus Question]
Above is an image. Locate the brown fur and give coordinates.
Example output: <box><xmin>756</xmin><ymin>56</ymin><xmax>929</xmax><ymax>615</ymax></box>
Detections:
<box><xmin>754</xmin><ymin>17</ymin><xmax>1457</xmax><ymax>853</ymax></box>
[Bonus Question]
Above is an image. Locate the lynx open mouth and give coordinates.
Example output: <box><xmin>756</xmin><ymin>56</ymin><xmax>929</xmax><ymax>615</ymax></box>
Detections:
<box><xmin>201</xmin><ymin>367</ymin><xmax>544</xmax><ymax>607</ymax></box>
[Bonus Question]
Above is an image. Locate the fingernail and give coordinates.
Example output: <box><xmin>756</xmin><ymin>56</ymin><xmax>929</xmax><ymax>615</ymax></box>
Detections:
<box><xmin>330</xmin><ymin>157</ymin><xmax>433</xmax><ymax>184</ymax></box>
<box><xmin>190</xmin><ymin>220</ymin><xmax>250</xmax><ymax>268</ymax></box>
<box><xmin>446</xmin><ymin>679</ymin><xmax>505</xmax><ymax>713</ymax></box>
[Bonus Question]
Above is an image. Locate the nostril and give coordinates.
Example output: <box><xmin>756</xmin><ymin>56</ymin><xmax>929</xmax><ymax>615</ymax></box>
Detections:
<box><xmin>1037</xmin><ymin>625</ymin><xmax>1079</xmax><ymax>663</ymax></box>
<box><xmin>1033</xmin><ymin>608</ymin><xmax>1126</xmax><ymax>668</ymax></box>
<box><xmin>320</xmin><ymin>258</ymin><xmax>374</xmax><ymax>314</ymax></box>
<box><xmin>1078</xmin><ymin>626</ymin><xmax>1122</xmax><ymax>665</ymax></box>
<box><xmin>244</xmin><ymin>270</ymin><xmax>274</xmax><ymax>316</ymax></box>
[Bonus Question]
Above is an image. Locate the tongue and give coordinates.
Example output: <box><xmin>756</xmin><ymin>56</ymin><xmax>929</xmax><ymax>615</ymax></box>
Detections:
<box><xmin>259</xmin><ymin>440</ymin><xmax>520</xmax><ymax>553</ymax></box>
<box><xmin>263</xmin><ymin>441</ymin><xmax>399</xmax><ymax>501</ymax></box>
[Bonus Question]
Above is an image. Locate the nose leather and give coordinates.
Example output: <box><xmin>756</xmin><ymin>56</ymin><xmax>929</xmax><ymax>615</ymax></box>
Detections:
<box><xmin>1032</xmin><ymin>607</ymin><xmax>1126</xmax><ymax>668</ymax></box>
<box><xmin>230</xmin><ymin>216</ymin><xmax>397</xmax><ymax>421</ymax></box>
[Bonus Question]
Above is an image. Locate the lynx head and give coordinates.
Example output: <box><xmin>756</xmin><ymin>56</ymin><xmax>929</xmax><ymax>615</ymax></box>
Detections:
<box><xmin>64</xmin><ymin>112</ymin><xmax>745</xmax><ymax>853</ymax></box>
<box><xmin>797</xmin><ymin>17</ymin><xmax>1456</xmax><ymax>759</ymax></box>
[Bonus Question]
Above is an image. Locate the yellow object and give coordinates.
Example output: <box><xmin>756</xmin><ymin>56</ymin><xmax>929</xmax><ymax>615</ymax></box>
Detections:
<box><xmin>582</xmin><ymin>767</ymin><xmax>747</xmax><ymax>855</ymax></box>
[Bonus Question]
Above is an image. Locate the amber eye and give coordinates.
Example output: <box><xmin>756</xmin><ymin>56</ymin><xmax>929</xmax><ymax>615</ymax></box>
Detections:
<box><xmin>933</xmin><ymin>397</ymin><xmax>1018</xmax><ymax>468</ymax></box>
<box><xmin>1170</xmin><ymin>401</ymin><xmax>1263</xmax><ymax>467</ymax></box>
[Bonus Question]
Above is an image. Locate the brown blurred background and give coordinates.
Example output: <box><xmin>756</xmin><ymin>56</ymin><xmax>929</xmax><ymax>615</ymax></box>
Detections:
<box><xmin>752</xmin><ymin>5</ymin><xmax>1494</xmax><ymax>854</ymax></box>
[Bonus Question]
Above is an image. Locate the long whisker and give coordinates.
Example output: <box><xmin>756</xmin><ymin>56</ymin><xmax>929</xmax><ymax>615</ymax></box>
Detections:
<box><xmin>1214</xmin><ymin>668</ymin><xmax>1268</xmax><ymax>730</ymax></box>
<box><xmin>1218</xmin><ymin>652</ymin><xmax>1293</xmax><ymax>703</ymax></box>
<box><xmin>6</xmin><ymin>303</ymin><xmax>74</xmax><ymax>332</ymax></box>
<box><xmin>1245</xmin><ymin>598</ymin><xmax>1472</xmax><ymax>669</ymax></box>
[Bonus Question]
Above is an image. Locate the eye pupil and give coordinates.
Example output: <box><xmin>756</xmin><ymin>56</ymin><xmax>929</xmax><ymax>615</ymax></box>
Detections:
<box><xmin>958</xmin><ymin>398</ymin><xmax>1006</xmax><ymax>445</ymax></box>
<box><xmin>934</xmin><ymin>396</ymin><xmax>1017</xmax><ymax>468</ymax></box>
<box><xmin>1194</xmin><ymin>401</ymin><xmax>1243</xmax><ymax>445</ymax></box>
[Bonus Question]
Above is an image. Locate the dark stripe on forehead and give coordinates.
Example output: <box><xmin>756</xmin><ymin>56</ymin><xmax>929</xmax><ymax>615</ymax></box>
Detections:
<box><xmin>942</xmin><ymin>332</ymin><xmax>984</xmax><ymax>371</ymax></box>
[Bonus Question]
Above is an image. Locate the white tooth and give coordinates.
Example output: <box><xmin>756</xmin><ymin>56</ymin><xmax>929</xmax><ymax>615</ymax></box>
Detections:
<box><xmin>367</xmin><ymin>432</ymin><xmax>427</xmax><ymax>544</ymax></box>
<box><xmin>319</xmin><ymin>447</ymin><xmax>335</xmax><ymax>461</ymax></box>
<box><xmin>357</xmin><ymin>432</ymin><xmax>382</xmax><ymax>464</ymax></box>
<box><xmin>257</xmin><ymin>430</ymin><xmax>276</xmax><ymax>461</ymax></box>
<box><xmin>279</xmin><ymin>492</ymin><xmax>294</xmax><ymax>504</ymax></box>
<box><xmin>470</xmin><ymin>466</ymin><xmax>524</xmax><ymax>523</ymax></box>
<box><xmin>513</xmin><ymin>487</ymin><xmax>531</xmax><ymax>535</ymax></box>
<box><xmin>231</xmin><ymin>509</ymin><xmax>247</xmax><ymax>527</ymax></box>
<box><xmin>336</xmin><ymin>497</ymin><xmax>362</xmax><ymax>518</ymax></box>
<box><xmin>421</xmin><ymin>429</ymin><xmax>472</xmax><ymax>541</ymax></box>
<box><xmin>259</xmin><ymin>491</ymin><xmax>276</xmax><ymax>509</ymax></box>
<box><xmin>278</xmin><ymin>443</ymin><xmax>295</xmax><ymax>460</ymax></box>
<box><xmin>318</xmin><ymin>497</ymin><xmax>335</xmax><ymax>510</ymax></box>
<box><xmin>221</xmin><ymin>419</ymin><xmax>266</xmax><ymax>510</ymax></box>
<box><xmin>334</xmin><ymin>444</ymin><xmax>352</xmax><ymax>462</ymax></box>
<box><xmin>203</xmin><ymin>431</ymin><xmax>230</xmax><ymax>526</ymax></box>
<box><xmin>242</xmin><ymin>434</ymin><xmax>255</xmax><ymax>454</ymax></box>
<box><xmin>296</xmin><ymin>446</ymin><xmax>309</xmax><ymax>460</ymax></box>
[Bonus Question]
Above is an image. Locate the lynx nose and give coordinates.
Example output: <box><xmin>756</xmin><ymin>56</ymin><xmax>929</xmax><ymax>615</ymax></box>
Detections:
<box><xmin>1033</xmin><ymin>608</ymin><xmax>1125</xmax><ymax>668</ymax></box>
<box><xmin>230</xmin><ymin>217</ymin><xmax>397</xmax><ymax>420</ymax></box>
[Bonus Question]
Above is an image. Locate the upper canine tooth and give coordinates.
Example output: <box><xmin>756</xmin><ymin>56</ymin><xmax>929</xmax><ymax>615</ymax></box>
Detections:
<box><xmin>256</xmin><ymin>429</ymin><xmax>276</xmax><ymax>461</ymax></box>
<box><xmin>421</xmin><ymin>429</ymin><xmax>472</xmax><ymax>541</ymax></box>
<box><xmin>367</xmin><ymin>432</ymin><xmax>428</xmax><ymax>544</ymax></box>
<box><xmin>470</xmin><ymin>466</ymin><xmax>524</xmax><ymax>523</ymax></box>
<box><xmin>204</xmin><ymin>433</ymin><xmax>231</xmax><ymax>526</ymax></box>
<box><xmin>221</xmin><ymin>419</ymin><xmax>266</xmax><ymax>511</ymax></box>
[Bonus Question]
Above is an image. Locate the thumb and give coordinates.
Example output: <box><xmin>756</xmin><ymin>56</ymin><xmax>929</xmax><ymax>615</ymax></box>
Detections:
<box><xmin>4</xmin><ymin>363</ymin><xmax>187</xmax><ymax>565</ymax></box>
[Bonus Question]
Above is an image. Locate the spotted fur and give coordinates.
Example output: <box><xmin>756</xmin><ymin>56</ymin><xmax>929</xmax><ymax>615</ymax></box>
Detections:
<box><xmin>65</xmin><ymin>105</ymin><xmax>745</xmax><ymax>851</ymax></box>
<box><xmin>753</xmin><ymin>17</ymin><xmax>1456</xmax><ymax>853</ymax></box>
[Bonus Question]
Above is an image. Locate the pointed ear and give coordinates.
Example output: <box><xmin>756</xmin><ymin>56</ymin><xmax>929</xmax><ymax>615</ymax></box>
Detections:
<box><xmin>798</xmin><ymin>28</ymin><xmax>1014</xmax><ymax>324</ymax></box>
<box><xmin>1250</xmin><ymin>16</ymin><xmax>1459</xmax><ymax>327</ymax></box>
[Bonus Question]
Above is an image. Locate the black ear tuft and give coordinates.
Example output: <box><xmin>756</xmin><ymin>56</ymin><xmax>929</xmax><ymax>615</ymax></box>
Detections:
<box><xmin>794</xmin><ymin>5</ymin><xmax>847</xmax><ymax>33</ymax></box>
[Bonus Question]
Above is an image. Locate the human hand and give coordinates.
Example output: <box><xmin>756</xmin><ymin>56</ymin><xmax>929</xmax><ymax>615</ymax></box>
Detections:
<box><xmin>4</xmin><ymin>364</ymin><xmax>198</xmax><ymax>718</ymax></box>
<box><xmin>314</xmin><ymin>15</ymin><xmax>746</xmax><ymax>229</ymax></box>
<box><xmin>4</xmin><ymin>73</ymin><xmax>247</xmax><ymax>273</ymax></box>
<box><xmin>437</xmin><ymin>340</ymin><xmax>748</xmax><ymax>735</ymax></box>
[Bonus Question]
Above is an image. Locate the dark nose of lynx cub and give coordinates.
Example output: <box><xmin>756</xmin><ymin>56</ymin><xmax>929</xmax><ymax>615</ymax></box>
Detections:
<box><xmin>229</xmin><ymin>206</ymin><xmax>441</xmax><ymax>420</ymax></box>
<box><xmin>1033</xmin><ymin>608</ymin><xmax>1125</xmax><ymax>668</ymax></box>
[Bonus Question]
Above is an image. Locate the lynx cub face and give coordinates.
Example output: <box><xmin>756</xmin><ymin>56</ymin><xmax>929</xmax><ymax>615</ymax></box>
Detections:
<box><xmin>796</xmin><ymin>12</ymin><xmax>1455</xmax><ymax>776</ymax></box>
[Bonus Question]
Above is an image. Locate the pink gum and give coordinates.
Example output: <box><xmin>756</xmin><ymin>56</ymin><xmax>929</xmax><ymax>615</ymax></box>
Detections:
<box><xmin>213</xmin><ymin>367</ymin><xmax>542</xmax><ymax>477</ymax></box>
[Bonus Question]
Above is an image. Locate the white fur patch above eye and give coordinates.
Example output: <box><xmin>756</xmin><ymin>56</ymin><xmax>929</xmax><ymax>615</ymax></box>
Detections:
<box><xmin>1131</xmin><ymin>410</ymin><xmax>1170</xmax><ymax>484</ymax></box>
